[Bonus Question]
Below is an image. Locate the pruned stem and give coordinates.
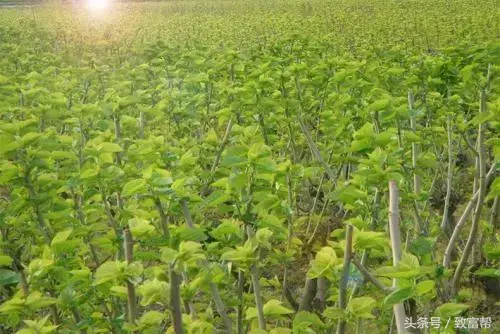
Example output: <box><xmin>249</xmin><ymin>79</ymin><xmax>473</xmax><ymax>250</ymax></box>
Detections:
<box><xmin>388</xmin><ymin>180</ymin><xmax>407</xmax><ymax>334</ymax></box>
<box><xmin>11</xmin><ymin>258</ymin><xmax>29</xmax><ymax>296</ymax></box>
<box><xmin>210</xmin><ymin>280</ymin><xmax>232</xmax><ymax>333</ymax></box>
<box><xmin>24</xmin><ymin>172</ymin><xmax>52</xmax><ymax>243</ymax></box>
<box><xmin>451</xmin><ymin>89</ymin><xmax>487</xmax><ymax>294</ymax></box>
<box><xmin>250</xmin><ymin>262</ymin><xmax>266</xmax><ymax>330</ymax></box>
<box><xmin>443</xmin><ymin>164</ymin><xmax>496</xmax><ymax>268</ymax></box>
<box><xmin>337</xmin><ymin>224</ymin><xmax>353</xmax><ymax>334</ymax></box>
<box><xmin>72</xmin><ymin>191</ymin><xmax>99</xmax><ymax>267</ymax></box>
<box><xmin>351</xmin><ymin>257</ymin><xmax>393</xmax><ymax>293</ymax></box>
<box><xmin>246</xmin><ymin>226</ymin><xmax>266</xmax><ymax>329</ymax></box>
<box><xmin>298</xmin><ymin>278</ymin><xmax>317</xmax><ymax>311</ymax></box>
<box><xmin>139</xmin><ymin>111</ymin><xmax>145</xmax><ymax>139</ymax></box>
<box><xmin>203</xmin><ymin>118</ymin><xmax>233</xmax><ymax>194</ymax></box>
<box><xmin>490</xmin><ymin>196</ymin><xmax>499</xmax><ymax>240</ymax></box>
<box><xmin>180</xmin><ymin>199</ymin><xmax>232</xmax><ymax>333</ymax></box>
<box><xmin>350</xmin><ymin>188</ymin><xmax>381</xmax><ymax>299</ymax></box>
<box><xmin>283</xmin><ymin>171</ymin><xmax>298</xmax><ymax>311</ymax></box>
<box><xmin>297</xmin><ymin>115</ymin><xmax>336</xmax><ymax>181</ymax></box>
<box><xmin>123</xmin><ymin>228</ymin><xmax>137</xmax><ymax>326</ymax></box>
<box><xmin>170</xmin><ymin>265</ymin><xmax>184</xmax><ymax>334</ymax></box>
<box><xmin>408</xmin><ymin>90</ymin><xmax>421</xmax><ymax>194</ymax></box>
<box><xmin>237</xmin><ymin>271</ymin><xmax>244</xmax><ymax>334</ymax></box>
<box><xmin>180</xmin><ymin>199</ymin><xmax>195</xmax><ymax>229</ymax></box>
<box><xmin>182</xmin><ymin>272</ymin><xmax>197</xmax><ymax>318</ymax></box>
<box><xmin>154</xmin><ymin>196</ymin><xmax>170</xmax><ymax>240</ymax></box>
<box><xmin>440</xmin><ymin>114</ymin><xmax>454</xmax><ymax>232</ymax></box>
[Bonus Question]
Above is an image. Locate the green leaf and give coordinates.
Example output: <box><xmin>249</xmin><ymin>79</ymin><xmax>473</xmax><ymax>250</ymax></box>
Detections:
<box><xmin>470</xmin><ymin>110</ymin><xmax>494</xmax><ymax>125</ymax></box>
<box><xmin>347</xmin><ymin>297</ymin><xmax>376</xmax><ymax>319</ymax></box>
<box><xmin>122</xmin><ymin>179</ymin><xmax>147</xmax><ymax>197</ymax></box>
<box><xmin>434</xmin><ymin>303</ymin><xmax>469</xmax><ymax>318</ymax></box>
<box><xmin>332</xmin><ymin>186</ymin><xmax>368</xmax><ymax>205</ymax></box>
<box><xmin>176</xmin><ymin>226</ymin><xmax>208</xmax><ymax>242</ymax></box>
<box><xmin>99</xmin><ymin>152</ymin><xmax>115</xmax><ymax>165</ymax></box>
<box><xmin>179</xmin><ymin>241</ymin><xmax>203</xmax><ymax>254</ymax></box>
<box><xmin>138</xmin><ymin>279</ymin><xmax>170</xmax><ymax>306</ymax></box>
<box><xmin>374</xmin><ymin>131</ymin><xmax>396</xmax><ymax>146</ymax></box>
<box><xmin>255</xmin><ymin>228</ymin><xmax>273</xmax><ymax>248</ymax></box>
<box><xmin>253</xmin><ymin>193</ymin><xmax>281</xmax><ymax>213</ymax></box>
<box><xmin>110</xmin><ymin>285</ymin><xmax>128</xmax><ymax>299</ymax></box>
<box><xmin>80</xmin><ymin>167</ymin><xmax>99</xmax><ymax>179</ymax></box>
<box><xmin>161</xmin><ymin>248</ymin><xmax>178</xmax><ymax>263</ymax></box>
<box><xmin>176</xmin><ymin>241</ymin><xmax>206</xmax><ymax>265</ymax></box>
<box><xmin>486</xmin><ymin>177</ymin><xmax>500</xmax><ymax>201</ymax></box>
<box><xmin>474</xmin><ymin>268</ymin><xmax>500</xmax><ymax>278</ymax></box>
<box><xmin>210</xmin><ymin>220</ymin><xmax>241</xmax><ymax>241</ymax></box>
<box><xmin>245</xmin><ymin>307</ymin><xmax>258</xmax><ymax>321</ymax></box>
<box><xmin>25</xmin><ymin>292</ymin><xmax>57</xmax><ymax>311</ymax></box>
<box><xmin>375</xmin><ymin>266</ymin><xmax>420</xmax><ymax>279</ymax></box>
<box><xmin>0</xmin><ymin>75</ymin><xmax>8</xmax><ymax>85</ymax></box>
<box><xmin>415</xmin><ymin>280</ymin><xmax>435</xmax><ymax>296</ymax></box>
<box><xmin>344</xmin><ymin>217</ymin><xmax>369</xmax><ymax>230</ymax></box>
<box><xmin>51</xmin><ymin>151</ymin><xmax>76</xmax><ymax>160</ymax></box>
<box><xmin>0</xmin><ymin>269</ymin><xmax>20</xmax><ymax>286</ymax></box>
<box><xmin>484</xmin><ymin>244</ymin><xmax>500</xmax><ymax>260</ymax></box>
<box><xmin>404</xmin><ymin>131</ymin><xmax>421</xmax><ymax>143</ymax></box>
<box><xmin>0</xmin><ymin>255</ymin><xmax>13</xmax><ymax>267</ymax></box>
<box><xmin>221</xmin><ymin>242</ymin><xmax>256</xmax><ymax>264</ymax></box>
<box><xmin>308</xmin><ymin>247</ymin><xmax>337</xmax><ymax>279</ymax></box>
<box><xmin>129</xmin><ymin>218</ymin><xmax>155</xmax><ymax>238</ymax></box>
<box><xmin>350</xmin><ymin>139</ymin><xmax>372</xmax><ymax>152</ymax></box>
<box><xmin>354</xmin><ymin>122</ymin><xmax>374</xmax><ymax>139</ymax></box>
<box><xmin>292</xmin><ymin>311</ymin><xmax>324</xmax><ymax>330</ymax></box>
<box><xmin>0</xmin><ymin>297</ymin><xmax>24</xmax><ymax>313</ymax></box>
<box><xmin>99</xmin><ymin>142</ymin><xmax>123</xmax><ymax>153</ymax></box>
<box><xmin>269</xmin><ymin>328</ymin><xmax>292</xmax><ymax>334</ymax></box>
<box><xmin>263</xmin><ymin>299</ymin><xmax>294</xmax><ymax>316</ymax></box>
<box><xmin>94</xmin><ymin>261</ymin><xmax>123</xmax><ymax>285</ymax></box>
<box><xmin>417</xmin><ymin>153</ymin><xmax>438</xmax><ymax>168</ymax></box>
<box><xmin>20</xmin><ymin>132</ymin><xmax>41</xmax><ymax>146</ymax></box>
<box><xmin>51</xmin><ymin>229</ymin><xmax>73</xmax><ymax>246</ymax></box>
<box><xmin>369</xmin><ymin>99</ymin><xmax>390</xmax><ymax>112</ymax></box>
<box><xmin>375</xmin><ymin>252</ymin><xmax>423</xmax><ymax>279</ymax></box>
<box><xmin>221</xmin><ymin>155</ymin><xmax>247</xmax><ymax>167</ymax></box>
<box><xmin>248</xmin><ymin>142</ymin><xmax>270</xmax><ymax>161</ymax></box>
<box><xmin>138</xmin><ymin>310</ymin><xmax>166</xmax><ymax>327</ymax></box>
<box><xmin>409</xmin><ymin>237</ymin><xmax>434</xmax><ymax>257</ymax></box>
<box><xmin>333</xmin><ymin>69</ymin><xmax>350</xmax><ymax>83</ymax></box>
<box><xmin>354</xmin><ymin>230</ymin><xmax>387</xmax><ymax>250</ymax></box>
<box><xmin>180</xmin><ymin>150</ymin><xmax>197</xmax><ymax>167</ymax></box>
<box><xmin>399</xmin><ymin>252</ymin><xmax>420</xmax><ymax>270</ymax></box>
<box><xmin>211</xmin><ymin>177</ymin><xmax>229</xmax><ymax>189</ymax></box>
<box><xmin>383</xmin><ymin>287</ymin><xmax>414</xmax><ymax>306</ymax></box>
<box><xmin>125</xmin><ymin>262</ymin><xmax>144</xmax><ymax>279</ymax></box>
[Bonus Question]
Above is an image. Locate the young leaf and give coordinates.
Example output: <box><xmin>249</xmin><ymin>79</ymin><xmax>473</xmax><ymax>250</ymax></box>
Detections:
<box><xmin>415</xmin><ymin>280</ymin><xmax>435</xmax><ymax>296</ymax></box>
<box><xmin>263</xmin><ymin>299</ymin><xmax>294</xmax><ymax>316</ymax></box>
<box><xmin>0</xmin><ymin>269</ymin><xmax>20</xmax><ymax>286</ymax></box>
<box><xmin>99</xmin><ymin>142</ymin><xmax>123</xmax><ymax>153</ymax></box>
<box><xmin>292</xmin><ymin>311</ymin><xmax>324</xmax><ymax>330</ymax></box>
<box><xmin>122</xmin><ymin>179</ymin><xmax>147</xmax><ymax>197</ymax></box>
<box><xmin>138</xmin><ymin>310</ymin><xmax>166</xmax><ymax>327</ymax></box>
<box><xmin>0</xmin><ymin>255</ymin><xmax>13</xmax><ymax>267</ymax></box>
<box><xmin>94</xmin><ymin>261</ymin><xmax>124</xmax><ymax>285</ymax></box>
<box><xmin>129</xmin><ymin>218</ymin><xmax>155</xmax><ymax>238</ymax></box>
<box><xmin>51</xmin><ymin>229</ymin><xmax>73</xmax><ymax>246</ymax></box>
<box><xmin>383</xmin><ymin>287</ymin><xmax>414</xmax><ymax>306</ymax></box>
<box><xmin>434</xmin><ymin>303</ymin><xmax>470</xmax><ymax>318</ymax></box>
<box><xmin>347</xmin><ymin>297</ymin><xmax>376</xmax><ymax>319</ymax></box>
<box><xmin>308</xmin><ymin>247</ymin><xmax>337</xmax><ymax>279</ymax></box>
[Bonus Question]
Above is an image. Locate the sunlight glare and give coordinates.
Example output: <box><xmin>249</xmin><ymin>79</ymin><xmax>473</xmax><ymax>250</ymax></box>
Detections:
<box><xmin>87</xmin><ymin>0</ymin><xmax>109</xmax><ymax>11</ymax></box>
